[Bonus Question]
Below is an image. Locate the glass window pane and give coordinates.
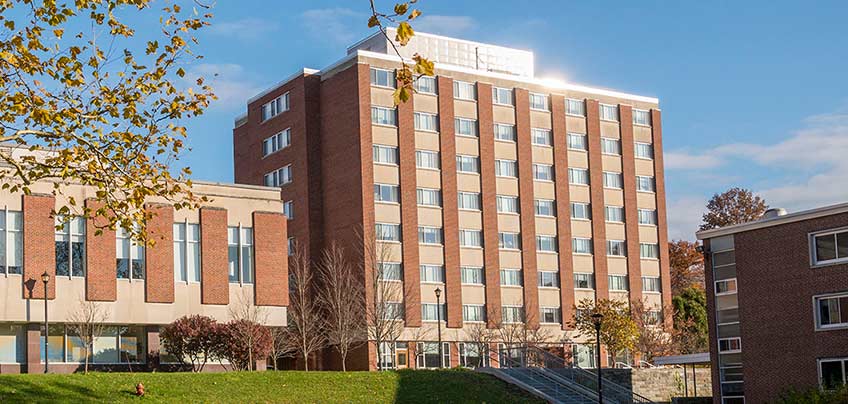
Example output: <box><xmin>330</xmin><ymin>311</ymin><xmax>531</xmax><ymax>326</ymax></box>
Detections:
<box><xmin>41</xmin><ymin>325</ymin><xmax>65</xmax><ymax>362</ymax></box>
<box><xmin>92</xmin><ymin>327</ymin><xmax>119</xmax><ymax>363</ymax></box>
<box><xmin>816</xmin><ymin>235</ymin><xmax>837</xmax><ymax>262</ymax></box>
<box><xmin>837</xmin><ymin>232</ymin><xmax>848</xmax><ymax>259</ymax></box>
<box><xmin>119</xmin><ymin>326</ymin><xmax>146</xmax><ymax>363</ymax></box>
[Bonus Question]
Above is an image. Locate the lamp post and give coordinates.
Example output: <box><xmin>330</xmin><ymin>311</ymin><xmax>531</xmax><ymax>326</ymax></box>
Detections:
<box><xmin>591</xmin><ymin>313</ymin><xmax>604</xmax><ymax>404</ymax></box>
<box><xmin>41</xmin><ymin>271</ymin><xmax>50</xmax><ymax>374</ymax></box>
<box><xmin>434</xmin><ymin>287</ymin><xmax>443</xmax><ymax>368</ymax></box>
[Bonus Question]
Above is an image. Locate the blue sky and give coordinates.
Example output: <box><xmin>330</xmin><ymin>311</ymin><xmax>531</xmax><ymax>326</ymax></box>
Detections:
<box><xmin>171</xmin><ymin>0</ymin><xmax>848</xmax><ymax>240</ymax></box>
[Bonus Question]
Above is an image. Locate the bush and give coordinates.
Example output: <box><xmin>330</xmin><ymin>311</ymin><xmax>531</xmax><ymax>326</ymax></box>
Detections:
<box><xmin>160</xmin><ymin>315</ymin><xmax>220</xmax><ymax>372</ymax></box>
<box><xmin>215</xmin><ymin>320</ymin><xmax>273</xmax><ymax>371</ymax></box>
<box><xmin>777</xmin><ymin>386</ymin><xmax>848</xmax><ymax>403</ymax></box>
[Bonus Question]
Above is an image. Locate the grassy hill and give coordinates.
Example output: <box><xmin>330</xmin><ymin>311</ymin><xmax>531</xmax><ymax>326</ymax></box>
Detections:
<box><xmin>0</xmin><ymin>368</ymin><xmax>543</xmax><ymax>403</ymax></box>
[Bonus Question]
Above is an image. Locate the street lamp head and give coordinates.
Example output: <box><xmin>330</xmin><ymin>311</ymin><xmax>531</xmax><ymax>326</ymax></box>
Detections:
<box><xmin>40</xmin><ymin>271</ymin><xmax>50</xmax><ymax>284</ymax></box>
<box><xmin>591</xmin><ymin>313</ymin><xmax>603</xmax><ymax>327</ymax></box>
<box><xmin>434</xmin><ymin>287</ymin><xmax>441</xmax><ymax>299</ymax></box>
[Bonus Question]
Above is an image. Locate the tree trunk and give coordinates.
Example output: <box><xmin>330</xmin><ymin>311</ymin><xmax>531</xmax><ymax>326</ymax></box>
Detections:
<box><xmin>84</xmin><ymin>345</ymin><xmax>90</xmax><ymax>374</ymax></box>
<box><xmin>303</xmin><ymin>352</ymin><xmax>309</xmax><ymax>371</ymax></box>
<box><xmin>341</xmin><ymin>350</ymin><xmax>347</xmax><ymax>372</ymax></box>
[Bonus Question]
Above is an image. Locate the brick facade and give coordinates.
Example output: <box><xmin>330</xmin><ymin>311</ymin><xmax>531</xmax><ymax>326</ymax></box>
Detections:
<box><xmin>476</xmin><ymin>82</ymin><xmax>503</xmax><ymax>327</ymax></box>
<box><xmin>585</xmin><ymin>100</ymin><xmax>609</xmax><ymax>299</ymax></box>
<box><xmin>22</xmin><ymin>194</ymin><xmax>55</xmax><ymax>300</ymax></box>
<box><xmin>200</xmin><ymin>207</ymin><xmax>229</xmax><ymax>305</ymax></box>
<box><xmin>618</xmin><ymin>105</ymin><xmax>643</xmax><ymax>304</ymax></box>
<box><xmin>550</xmin><ymin>95</ymin><xmax>575</xmax><ymax>331</ymax></box>
<box><xmin>651</xmin><ymin>110</ymin><xmax>673</xmax><ymax>328</ymax></box>
<box><xmin>85</xmin><ymin>199</ymin><xmax>117</xmax><ymax>301</ymax></box>
<box><xmin>145</xmin><ymin>203</ymin><xmax>175</xmax><ymax>303</ymax></box>
<box><xmin>514</xmin><ymin>88</ymin><xmax>540</xmax><ymax>328</ymax></box>
<box><xmin>397</xmin><ymin>91</ymin><xmax>423</xmax><ymax>327</ymax></box>
<box><xmin>437</xmin><ymin>77</ymin><xmax>463</xmax><ymax>329</ymax></box>
<box><xmin>253</xmin><ymin>211</ymin><xmax>289</xmax><ymax>307</ymax></box>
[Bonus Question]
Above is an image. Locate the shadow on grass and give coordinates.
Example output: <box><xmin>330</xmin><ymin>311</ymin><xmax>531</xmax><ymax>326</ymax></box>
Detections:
<box><xmin>0</xmin><ymin>376</ymin><xmax>105</xmax><ymax>403</ymax></box>
<box><xmin>394</xmin><ymin>368</ymin><xmax>544</xmax><ymax>404</ymax></box>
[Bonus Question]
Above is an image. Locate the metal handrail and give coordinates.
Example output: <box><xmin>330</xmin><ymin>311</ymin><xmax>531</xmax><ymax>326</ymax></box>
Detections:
<box><xmin>497</xmin><ymin>351</ymin><xmax>598</xmax><ymax>403</ymax></box>
<box><xmin>615</xmin><ymin>361</ymin><xmax>632</xmax><ymax>369</ymax></box>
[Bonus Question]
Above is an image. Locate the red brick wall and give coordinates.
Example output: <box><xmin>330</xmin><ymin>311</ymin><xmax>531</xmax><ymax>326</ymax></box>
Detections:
<box><xmin>514</xmin><ymin>88</ymin><xmax>540</xmax><ymax>328</ymax></box>
<box><xmin>200</xmin><ymin>207</ymin><xmax>229</xmax><ymax>305</ymax></box>
<box><xmin>551</xmin><ymin>95</ymin><xmax>575</xmax><ymax>330</ymax></box>
<box><xmin>618</xmin><ymin>105</ymin><xmax>643</xmax><ymax>304</ymax></box>
<box><xmin>85</xmin><ymin>199</ymin><xmax>116</xmax><ymax>301</ymax></box>
<box><xmin>702</xmin><ymin>239</ymin><xmax>722</xmax><ymax>400</ymax></box>
<box><xmin>397</xmin><ymin>91</ymin><xmax>422</xmax><ymax>327</ymax></box>
<box><xmin>476</xmin><ymin>82</ymin><xmax>502</xmax><ymax>327</ymax></box>
<box><xmin>253</xmin><ymin>211</ymin><xmax>288</xmax><ymax>306</ymax></box>
<box><xmin>145</xmin><ymin>203</ymin><xmax>174</xmax><ymax>303</ymax></box>
<box><xmin>650</xmin><ymin>109</ymin><xmax>673</xmax><ymax>328</ymax></box>
<box><xmin>23</xmin><ymin>194</ymin><xmax>55</xmax><ymax>299</ymax></box>
<box><xmin>437</xmin><ymin>77</ymin><xmax>463</xmax><ymax>329</ymax></box>
<box><xmin>585</xmin><ymin>100</ymin><xmax>609</xmax><ymax>299</ymax></box>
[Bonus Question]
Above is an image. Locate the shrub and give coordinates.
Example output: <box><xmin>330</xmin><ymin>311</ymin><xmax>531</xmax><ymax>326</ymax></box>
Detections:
<box><xmin>214</xmin><ymin>320</ymin><xmax>273</xmax><ymax>371</ymax></box>
<box><xmin>777</xmin><ymin>385</ymin><xmax>848</xmax><ymax>404</ymax></box>
<box><xmin>160</xmin><ymin>315</ymin><xmax>220</xmax><ymax>372</ymax></box>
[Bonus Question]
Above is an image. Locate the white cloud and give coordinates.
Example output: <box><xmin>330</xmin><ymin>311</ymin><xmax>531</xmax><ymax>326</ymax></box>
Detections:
<box><xmin>412</xmin><ymin>15</ymin><xmax>477</xmax><ymax>37</ymax></box>
<box><xmin>300</xmin><ymin>8</ymin><xmax>365</xmax><ymax>45</ymax></box>
<box><xmin>183</xmin><ymin>63</ymin><xmax>263</xmax><ymax>109</ymax></box>
<box><xmin>665</xmin><ymin>151</ymin><xmax>723</xmax><ymax>170</ymax></box>
<box><xmin>666</xmin><ymin>196</ymin><xmax>707</xmax><ymax>241</ymax></box>
<box><xmin>208</xmin><ymin>18</ymin><xmax>279</xmax><ymax>40</ymax></box>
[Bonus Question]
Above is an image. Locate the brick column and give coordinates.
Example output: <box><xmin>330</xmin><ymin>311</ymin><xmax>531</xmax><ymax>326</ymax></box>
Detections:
<box><xmin>145</xmin><ymin>203</ymin><xmax>174</xmax><ymax>303</ymax></box>
<box><xmin>651</xmin><ymin>109</ymin><xmax>673</xmax><ymax>329</ymax></box>
<box><xmin>145</xmin><ymin>325</ymin><xmax>161</xmax><ymax>371</ymax></box>
<box><xmin>201</xmin><ymin>207</ymin><xmax>229</xmax><ymax>305</ymax></box>
<box><xmin>437</xmin><ymin>77</ymin><xmax>462</xmax><ymax>329</ymax></box>
<box><xmin>22</xmin><ymin>194</ymin><xmax>55</xmax><ymax>300</ymax></box>
<box><xmin>551</xmin><ymin>95</ymin><xmax>576</xmax><ymax>330</ymax></box>
<box><xmin>585</xmin><ymin>100</ymin><xmax>609</xmax><ymax>300</ymax></box>
<box><xmin>397</xmin><ymin>90</ymin><xmax>422</xmax><ymax>327</ymax></box>
<box><xmin>26</xmin><ymin>323</ymin><xmax>41</xmax><ymax>374</ymax></box>
<box><xmin>619</xmin><ymin>105</ymin><xmax>643</xmax><ymax>304</ymax></box>
<box><xmin>476</xmin><ymin>82</ymin><xmax>502</xmax><ymax>327</ymax></box>
<box><xmin>253</xmin><ymin>211</ymin><xmax>288</xmax><ymax>306</ymax></box>
<box><xmin>85</xmin><ymin>199</ymin><xmax>116</xmax><ymax>301</ymax></box>
<box><xmin>514</xmin><ymin>88</ymin><xmax>539</xmax><ymax>328</ymax></box>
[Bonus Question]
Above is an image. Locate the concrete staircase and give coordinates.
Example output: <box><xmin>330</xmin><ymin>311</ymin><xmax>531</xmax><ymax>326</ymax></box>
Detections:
<box><xmin>481</xmin><ymin>367</ymin><xmax>598</xmax><ymax>404</ymax></box>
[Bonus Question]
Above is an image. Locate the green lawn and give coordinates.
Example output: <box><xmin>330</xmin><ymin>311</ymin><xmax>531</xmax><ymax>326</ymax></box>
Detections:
<box><xmin>0</xmin><ymin>369</ymin><xmax>543</xmax><ymax>403</ymax></box>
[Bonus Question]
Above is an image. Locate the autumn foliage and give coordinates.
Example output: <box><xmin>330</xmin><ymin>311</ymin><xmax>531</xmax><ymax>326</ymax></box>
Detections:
<box><xmin>700</xmin><ymin>187</ymin><xmax>768</xmax><ymax>231</ymax></box>
<box><xmin>669</xmin><ymin>240</ymin><xmax>705</xmax><ymax>294</ymax></box>
<box><xmin>161</xmin><ymin>315</ymin><xmax>272</xmax><ymax>372</ymax></box>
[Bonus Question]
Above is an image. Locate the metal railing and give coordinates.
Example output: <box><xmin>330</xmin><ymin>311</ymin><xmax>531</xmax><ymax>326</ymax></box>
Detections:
<box><xmin>496</xmin><ymin>350</ymin><xmax>598</xmax><ymax>403</ymax></box>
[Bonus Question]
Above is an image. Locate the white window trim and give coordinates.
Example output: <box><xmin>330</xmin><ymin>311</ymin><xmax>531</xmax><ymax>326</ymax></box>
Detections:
<box><xmin>529</xmin><ymin>92</ymin><xmax>550</xmax><ymax>112</ymax></box>
<box><xmin>632</xmin><ymin>109</ymin><xmax>652</xmax><ymax>127</ymax></box>
<box><xmin>498</xmin><ymin>232</ymin><xmax>521</xmax><ymax>251</ymax></box>
<box><xmin>566</xmin><ymin>99</ymin><xmax>586</xmax><ymax>117</ymax></box>
<box><xmin>818</xmin><ymin>357</ymin><xmax>848</xmax><ymax>389</ymax></box>
<box><xmin>567</xmin><ymin>133</ymin><xmax>589</xmax><ymax>152</ymax></box>
<box><xmin>456</xmin><ymin>154</ymin><xmax>480</xmax><ymax>175</ymax></box>
<box><xmin>458</xmin><ymin>229</ymin><xmax>484</xmax><ymax>249</ymax></box>
<box><xmin>418</xmin><ymin>226</ymin><xmax>444</xmax><ymax>246</ymax></box>
<box><xmin>417</xmin><ymin>187</ymin><xmax>442</xmax><ymax>209</ymax></box>
<box><xmin>813</xmin><ymin>291</ymin><xmax>848</xmax><ymax>331</ymax></box>
<box><xmin>606</xmin><ymin>240</ymin><xmax>627</xmax><ymax>258</ymax></box>
<box><xmin>173</xmin><ymin>220</ymin><xmax>200</xmax><ymax>284</ymax></box>
<box><xmin>493</xmin><ymin>123</ymin><xmax>517</xmax><ymax>143</ymax></box>
<box><xmin>568</xmin><ymin>168</ymin><xmax>590</xmax><ymax>187</ymax></box>
<box><xmin>573</xmin><ymin>272</ymin><xmax>595</xmax><ymax>290</ymax></box>
<box><xmin>572</xmin><ymin>238</ymin><xmax>593</xmax><ymax>256</ymax></box>
<box><xmin>634</xmin><ymin>142</ymin><xmax>654</xmax><ymax>161</ymax></box>
<box><xmin>714</xmin><ymin>278</ymin><xmax>738</xmax><ymax>296</ymax></box>
<box><xmin>492</xmin><ymin>87</ymin><xmax>515</xmax><ymax>107</ymax></box>
<box><xmin>373</xmin><ymin>183</ymin><xmax>400</xmax><ymax>205</ymax></box>
<box><xmin>371</xmin><ymin>105</ymin><xmax>398</xmax><ymax>128</ymax></box>
<box><xmin>600</xmin><ymin>137</ymin><xmax>622</xmax><ymax>156</ymax></box>
<box><xmin>539</xmin><ymin>307</ymin><xmax>562</xmax><ymax>324</ymax></box>
<box><xmin>636</xmin><ymin>175</ymin><xmax>657</xmax><ymax>194</ymax></box>
<box><xmin>260</xmin><ymin>92</ymin><xmax>289</xmax><ymax>123</ymax></box>
<box><xmin>370</xmin><ymin>68</ymin><xmax>396</xmax><ymax>90</ymax></box>
<box><xmin>0</xmin><ymin>209</ymin><xmax>22</xmax><ymax>277</ymax></box>
<box><xmin>453</xmin><ymin>81</ymin><xmax>477</xmax><ymax>102</ymax></box>
<box><xmin>413</xmin><ymin>111</ymin><xmax>440</xmax><ymax>133</ymax></box>
<box><xmin>599</xmin><ymin>103</ymin><xmax>620</xmax><ymax>122</ymax></box>
<box><xmin>536</xmin><ymin>235</ymin><xmax>558</xmax><ymax>254</ymax></box>
<box><xmin>809</xmin><ymin>227</ymin><xmax>848</xmax><ymax>267</ymax></box>
<box><xmin>373</xmin><ymin>144</ymin><xmax>399</xmax><ymax>167</ymax></box>
<box><xmin>717</xmin><ymin>337</ymin><xmax>741</xmax><ymax>354</ymax></box>
<box><xmin>415</xmin><ymin>149</ymin><xmax>440</xmax><ymax>171</ymax></box>
<box><xmin>605</xmin><ymin>205</ymin><xmax>625</xmax><ymax>223</ymax></box>
<box><xmin>602</xmin><ymin>171</ymin><xmax>624</xmax><ymax>190</ymax></box>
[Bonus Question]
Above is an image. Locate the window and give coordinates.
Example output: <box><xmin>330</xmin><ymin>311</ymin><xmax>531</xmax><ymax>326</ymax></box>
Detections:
<box><xmin>492</xmin><ymin>87</ymin><xmax>514</xmax><ymax>106</ymax></box>
<box><xmin>502</xmin><ymin>306</ymin><xmax>524</xmax><ymax>323</ymax></box>
<box><xmin>645</xmin><ymin>310</ymin><xmax>662</xmax><ymax>325</ymax></box>
<box><xmin>0</xmin><ymin>210</ymin><xmax>22</xmax><ymax>275</ymax></box>
<box><xmin>422</xmin><ymin>304</ymin><xmax>446</xmax><ymax>322</ymax></box>
<box><xmin>715</xmin><ymin>278</ymin><xmax>737</xmax><ymax>296</ymax></box>
<box><xmin>607</xmin><ymin>240</ymin><xmax>627</xmax><ymax>257</ymax></box>
<box><xmin>536</xmin><ymin>236</ymin><xmax>557</xmax><ymax>253</ymax></box>
<box><xmin>718</xmin><ymin>337</ymin><xmax>741</xmax><ymax>353</ymax></box>
<box><xmin>529</xmin><ymin>92</ymin><xmax>549</xmax><ymax>111</ymax></box>
<box><xmin>497</xmin><ymin>195</ymin><xmax>519</xmax><ymax>214</ymax></box>
<box><xmin>533</xmin><ymin>164</ymin><xmax>554</xmax><ymax>181</ymax></box>
<box><xmin>609</xmin><ymin>275</ymin><xmax>628</xmax><ymax>291</ymax></box>
<box><xmin>375</xmin><ymin>223</ymin><xmax>401</xmax><ymax>242</ymax></box>
<box><xmin>370</xmin><ymin>68</ymin><xmax>396</xmax><ymax>88</ymax></box>
<box><xmin>605</xmin><ymin>206</ymin><xmax>625</xmax><ymax>223</ymax></box>
<box><xmin>227</xmin><ymin>227</ymin><xmax>254</xmax><ymax>284</ymax></box>
<box><xmin>260</xmin><ymin>93</ymin><xmax>289</xmax><ymax>121</ymax></box>
<box><xmin>288</xmin><ymin>237</ymin><xmax>295</xmax><ymax>256</ymax></box>
<box><xmin>531</xmin><ymin>128</ymin><xmax>552</xmax><ymax>146</ymax></box>
<box><xmin>420</xmin><ymin>265</ymin><xmax>445</xmax><ymax>283</ymax></box>
<box><xmin>173</xmin><ymin>223</ymin><xmax>200</xmax><ymax>283</ymax></box>
<box><xmin>641</xmin><ymin>243</ymin><xmax>660</xmax><ymax>259</ymax></box>
<box><xmin>458</xmin><ymin>192</ymin><xmax>481</xmax><ymax>210</ymax></box>
<box><xmin>638</xmin><ymin>209</ymin><xmax>657</xmax><ymax>225</ymax></box>
<box><xmin>262</xmin><ymin>128</ymin><xmax>290</xmax><ymax>156</ymax></box>
<box><xmin>571</xmin><ymin>203</ymin><xmax>591</xmax><ymax>220</ymax></box>
<box><xmin>39</xmin><ymin>325</ymin><xmax>146</xmax><ymax>364</ymax></box>
<box><xmin>55</xmin><ymin>215</ymin><xmax>85</xmax><ymax>277</ymax></box>
<box><xmin>601</xmin><ymin>138</ymin><xmax>621</xmax><ymax>155</ymax></box>
<box><xmin>454</xmin><ymin>81</ymin><xmax>476</xmax><ymax>101</ymax></box>
<box><xmin>538</xmin><ymin>271</ymin><xmax>560</xmax><ymax>288</ymax></box>
<box><xmin>414</xmin><ymin>76</ymin><xmax>436</xmax><ymax>94</ymax></box>
<box><xmin>416</xmin><ymin>150</ymin><xmax>440</xmax><ymax>169</ymax></box>
<box><xmin>633</xmin><ymin>109</ymin><xmax>651</xmax><ymax>126</ymax></box>
<box><xmin>499</xmin><ymin>232</ymin><xmax>521</xmax><ymax>250</ymax></box>
<box><xmin>373</xmin><ymin>145</ymin><xmax>399</xmax><ymax>165</ymax></box>
<box><xmin>820</xmin><ymin>358</ymin><xmax>848</xmax><ymax>390</ymax></box>
<box><xmin>414</xmin><ymin>112</ymin><xmax>439</xmax><ymax>132</ymax></box>
<box><xmin>463</xmin><ymin>305</ymin><xmax>486</xmax><ymax>322</ymax></box>
<box><xmin>642</xmin><ymin>276</ymin><xmax>661</xmax><ymax>293</ymax></box>
<box><xmin>637</xmin><ymin>176</ymin><xmax>656</xmax><ymax>192</ymax></box>
<box><xmin>416</xmin><ymin>342</ymin><xmax>450</xmax><ymax>368</ymax></box>
<box><xmin>574</xmin><ymin>273</ymin><xmax>594</xmax><ymax>289</ymax></box>
<box><xmin>816</xmin><ymin>293</ymin><xmax>848</xmax><ymax>329</ymax></box>
<box><xmin>599</xmin><ymin>104</ymin><xmax>619</xmax><ymax>122</ymax></box>
<box><xmin>382</xmin><ymin>302</ymin><xmax>404</xmax><ymax>320</ymax></box>
<box><xmin>569</xmin><ymin>168</ymin><xmax>589</xmax><ymax>185</ymax></box>
<box><xmin>566</xmin><ymin>99</ymin><xmax>585</xmax><ymax>116</ymax></box>
<box><xmin>495</xmin><ymin>159</ymin><xmax>518</xmax><ymax>178</ymax></box>
<box><xmin>455</xmin><ymin>118</ymin><xmax>478</xmax><ymax>137</ymax></box>
<box><xmin>535</xmin><ymin>199</ymin><xmax>556</xmax><ymax>217</ymax></box>
<box><xmin>115</xmin><ymin>225</ymin><xmax>145</xmax><ymax>281</ymax></box>
<box><xmin>540</xmin><ymin>307</ymin><xmax>562</xmax><ymax>324</ymax></box>
<box><xmin>603</xmin><ymin>172</ymin><xmax>623</xmax><ymax>189</ymax></box>
<box><xmin>418</xmin><ymin>226</ymin><xmax>443</xmax><ymax>245</ymax></box>
<box><xmin>456</xmin><ymin>155</ymin><xmax>480</xmax><ymax>174</ymax></box>
<box><xmin>371</xmin><ymin>106</ymin><xmax>397</xmax><ymax>126</ymax></box>
<box><xmin>567</xmin><ymin>133</ymin><xmax>588</xmax><ymax>151</ymax></box>
<box><xmin>378</xmin><ymin>342</ymin><xmax>396</xmax><ymax>369</ymax></box>
<box><xmin>459</xmin><ymin>229</ymin><xmax>483</xmax><ymax>248</ymax></box>
<box><xmin>573</xmin><ymin>344</ymin><xmax>596</xmax><ymax>368</ymax></box>
<box><xmin>494</xmin><ymin>123</ymin><xmax>516</xmax><ymax>142</ymax></box>
<box><xmin>417</xmin><ymin>188</ymin><xmax>442</xmax><ymax>207</ymax></box>
<box><xmin>500</xmin><ymin>269</ymin><xmax>522</xmax><ymax>286</ymax></box>
<box><xmin>812</xmin><ymin>229</ymin><xmax>848</xmax><ymax>265</ymax></box>
<box><xmin>573</xmin><ymin>238</ymin><xmax>593</xmax><ymax>254</ymax></box>
<box><xmin>461</xmin><ymin>266</ymin><xmax>484</xmax><ymax>285</ymax></box>
<box><xmin>283</xmin><ymin>201</ymin><xmax>294</xmax><ymax>219</ymax></box>
<box><xmin>459</xmin><ymin>342</ymin><xmax>489</xmax><ymax>368</ymax></box>
<box><xmin>378</xmin><ymin>262</ymin><xmax>403</xmax><ymax>281</ymax></box>
<box><xmin>264</xmin><ymin>165</ymin><xmax>292</xmax><ymax>187</ymax></box>
<box><xmin>635</xmin><ymin>142</ymin><xmax>654</xmax><ymax>159</ymax></box>
<box><xmin>373</xmin><ymin>184</ymin><xmax>400</xmax><ymax>203</ymax></box>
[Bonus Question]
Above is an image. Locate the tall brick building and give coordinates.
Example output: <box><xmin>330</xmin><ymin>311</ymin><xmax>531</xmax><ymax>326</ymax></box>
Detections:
<box><xmin>697</xmin><ymin>205</ymin><xmax>848</xmax><ymax>403</ymax></box>
<box><xmin>0</xmin><ymin>154</ymin><xmax>288</xmax><ymax>373</ymax></box>
<box><xmin>234</xmin><ymin>30</ymin><xmax>672</xmax><ymax>370</ymax></box>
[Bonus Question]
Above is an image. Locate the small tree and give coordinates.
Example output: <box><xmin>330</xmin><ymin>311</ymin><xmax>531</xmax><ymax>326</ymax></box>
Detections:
<box><xmin>672</xmin><ymin>287</ymin><xmax>709</xmax><ymax>354</ymax></box>
<box><xmin>160</xmin><ymin>315</ymin><xmax>219</xmax><ymax>372</ymax></box>
<box><xmin>465</xmin><ymin>321</ymin><xmax>497</xmax><ymax>368</ymax></box>
<box><xmin>630</xmin><ymin>300</ymin><xmax>675</xmax><ymax>363</ymax></box>
<box><xmin>268</xmin><ymin>327</ymin><xmax>288</xmax><ymax>371</ymax></box>
<box><xmin>669</xmin><ymin>240</ymin><xmax>705</xmax><ymax>294</ymax></box>
<box><xmin>216</xmin><ymin>320</ymin><xmax>273</xmax><ymax>371</ymax></box>
<box><xmin>361</xmin><ymin>228</ymin><xmax>406</xmax><ymax>370</ymax></box>
<box><xmin>282</xmin><ymin>244</ymin><xmax>326</xmax><ymax>371</ymax></box>
<box><xmin>700</xmin><ymin>187</ymin><xmax>768</xmax><ymax>231</ymax></box>
<box><xmin>572</xmin><ymin>299</ymin><xmax>638</xmax><ymax>363</ymax></box>
<box><xmin>316</xmin><ymin>242</ymin><xmax>366</xmax><ymax>371</ymax></box>
<box><xmin>66</xmin><ymin>299</ymin><xmax>108</xmax><ymax>374</ymax></box>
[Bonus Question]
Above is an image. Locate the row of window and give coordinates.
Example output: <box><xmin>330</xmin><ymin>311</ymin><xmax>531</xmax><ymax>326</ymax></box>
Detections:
<box><xmin>377</xmin><ymin>341</ymin><xmax>600</xmax><ymax>370</ymax></box>
<box><xmin>260</xmin><ymin>93</ymin><xmax>289</xmax><ymax>122</ymax></box>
